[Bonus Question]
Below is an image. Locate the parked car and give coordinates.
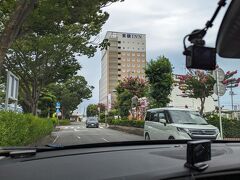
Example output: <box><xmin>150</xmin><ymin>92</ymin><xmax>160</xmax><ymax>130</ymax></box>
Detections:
<box><xmin>144</xmin><ymin>107</ymin><xmax>221</xmax><ymax>140</ymax></box>
<box><xmin>86</xmin><ymin>117</ymin><xmax>99</xmax><ymax>128</ymax></box>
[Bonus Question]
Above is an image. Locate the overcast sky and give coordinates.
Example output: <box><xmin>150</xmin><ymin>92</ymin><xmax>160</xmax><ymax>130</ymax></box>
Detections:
<box><xmin>75</xmin><ymin>0</ymin><xmax>240</xmax><ymax>114</ymax></box>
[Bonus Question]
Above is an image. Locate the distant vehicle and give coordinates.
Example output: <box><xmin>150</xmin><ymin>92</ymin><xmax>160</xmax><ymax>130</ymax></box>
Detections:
<box><xmin>86</xmin><ymin>117</ymin><xmax>99</xmax><ymax>128</ymax></box>
<box><xmin>144</xmin><ymin>107</ymin><xmax>221</xmax><ymax>140</ymax></box>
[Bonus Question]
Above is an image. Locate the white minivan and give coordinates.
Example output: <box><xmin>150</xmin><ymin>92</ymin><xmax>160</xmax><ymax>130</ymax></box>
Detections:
<box><xmin>144</xmin><ymin>108</ymin><xmax>221</xmax><ymax>140</ymax></box>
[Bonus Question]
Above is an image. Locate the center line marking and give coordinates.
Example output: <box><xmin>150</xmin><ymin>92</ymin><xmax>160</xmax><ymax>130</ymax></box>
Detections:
<box><xmin>102</xmin><ymin>138</ymin><xmax>109</xmax><ymax>142</ymax></box>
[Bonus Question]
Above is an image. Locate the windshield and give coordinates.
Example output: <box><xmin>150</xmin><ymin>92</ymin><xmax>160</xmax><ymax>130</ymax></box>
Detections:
<box><xmin>0</xmin><ymin>0</ymin><xmax>238</xmax><ymax>148</ymax></box>
<box><xmin>87</xmin><ymin>118</ymin><xmax>98</xmax><ymax>122</ymax></box>
<box><xmin>168</xmin><ymin>110</ymin><xmax>208</xmax><ymax>125</ymax></box>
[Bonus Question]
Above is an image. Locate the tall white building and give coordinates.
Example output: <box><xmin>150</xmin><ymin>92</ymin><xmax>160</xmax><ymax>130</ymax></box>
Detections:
<box><xmin>99</xmin><ymin>31</ymin><xmax>146</xmax><ymax>107</ymax></box>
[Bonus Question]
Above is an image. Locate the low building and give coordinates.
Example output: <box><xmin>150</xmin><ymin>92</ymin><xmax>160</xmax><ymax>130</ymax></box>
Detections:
<box><xmin>70</xmin><ymin>112</ymin><xmax>82</xmax><ymax>122</ymax></box>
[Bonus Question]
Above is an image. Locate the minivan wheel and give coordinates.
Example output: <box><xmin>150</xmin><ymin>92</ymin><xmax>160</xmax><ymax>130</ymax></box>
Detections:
<box><xmin>145</xmin><ymin>133</ymin><xmax>150</xmax><ymax>141</ymax></box>
<box><xmin>168</xmin><ymin>136</ymin><xmax>175</xmax><ymax>140</ymax></box>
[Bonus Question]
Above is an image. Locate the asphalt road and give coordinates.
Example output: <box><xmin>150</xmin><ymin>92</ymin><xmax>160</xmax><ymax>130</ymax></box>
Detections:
<box><xmin>51</xmin><ymin>122</ymin><xmax>143</xmax><ymax>146</ymax></box>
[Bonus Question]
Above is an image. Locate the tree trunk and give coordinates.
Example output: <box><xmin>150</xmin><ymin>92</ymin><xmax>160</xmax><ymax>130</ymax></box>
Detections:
<box><xmin>31</xmin><ymin>80</ymin><xmax>40</xmax><ymax>115</ymax></box>
<box><xmin>200</xmin><ymin>98</ymin><xmax>205</xmax><ymax>115</ymax></box>
<box><xmin>0</xmin><ymin>0</ymin><xmax>37</xmax><ymax>71</ymax></box>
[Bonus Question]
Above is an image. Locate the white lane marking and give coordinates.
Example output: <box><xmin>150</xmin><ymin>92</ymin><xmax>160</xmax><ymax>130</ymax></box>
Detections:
<box><xmin>99</xmin><ymin>126</ymin><xmax>103</xmax><ymax>129</ymax></box>
<box><xmin>52</xmin><ymin>135</ymin><xmax>59</xmax><ymax>144</ymax></box>
<box><xmin>76</xmin><ymin>136</ymin><xmax>81</xmax><ymax>139</ymax></box>
<box><xmin>101</xmin><ymin>138</ymin><xmax>109</xmax><ymax>142</ymax></box>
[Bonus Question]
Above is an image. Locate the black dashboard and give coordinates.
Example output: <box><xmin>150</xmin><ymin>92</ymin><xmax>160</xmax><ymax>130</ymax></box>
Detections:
<box><xmin>1</xmin><ymin>142</ymin><xmax>240</xmax><ymax>180</ymax></box>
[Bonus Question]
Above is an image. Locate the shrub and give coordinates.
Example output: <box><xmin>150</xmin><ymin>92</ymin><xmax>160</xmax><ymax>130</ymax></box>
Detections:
<box><xmin>0</xmin><ymin>111</ymin><xmax>54</xmax><ymax>146</ymax></box>
<box><xmin>205</xmin><ymin>114</ymin><xmax>240</xmax><ymax>138</ymax></box>
<box><xmin>58</xmin><ymin>119</ymin><xmax>70</xmax><ymax>126</ymax></box>
<box><xmin>109</xmin><ymin>119</ymin><xmax>144</xmax><ymax>128</ymax></box>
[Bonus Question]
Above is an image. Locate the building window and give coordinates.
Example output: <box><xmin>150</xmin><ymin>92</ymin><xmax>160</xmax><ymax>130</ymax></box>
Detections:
<box><xmin>127</xmin><ymin>64</ymin><xmax>130</xmax><ymax>67</ymax></box>
<box><xmin>118</xmin><ymin>63</ymin><xmax>121</xmax><ymax>66</ymax></box>
<box><xmin>127</xmin><ymin>69</ymin><xmax>130</xmax><ymax>72</ymax></box>
<box><xmin>142</xmin><ymin>43</ymin><xmax>144</xmax><ymax>45</ymax></box>
<box><xmin>141</xmin><ymin>54</ymin><xmax>145</xmax><ymax>57</ymax></box>
<box><xmin>137</xmin><ymin>42</ymin><xmax>139</xmax><ymax>44</ymax></box>
<box><xmin>122</xmin><ymin>64</ymin><xmax>125</xmax><ymax>67</ymax></box>
<box><xmin>122</xmin><ymin>52</ymin><xmax>126</xmax><ymax>55</ymax></box>
<box><xmin>132</xmin><ymin>53</ymin><xmax>135</xmax><ymax>56</ymax></box>
<box><xmin>138</xmin><ymin>48</ymin><xmax>140</xmax><ymax>50</ymax></box>
<box><xmin>122</xmin><ymin>58</ymin><xmax>125</xmax><ymax>61</ymax></box>
<box><xmin>132</xmin><ymin>47</ymin><xmax>134</xmax><ymax>50</ymax></box>
<box><xmin>137</xmin><ymin>58</ymin><xmax>140</xmax><ymax>62</ymax></box>
<box><xmin>137</xmin><ymin>64</ymin><xmax>140</xmax><ymax>67</ymax></box>
<box><xmin>132</xmin><ymin>58</ymin><xmax>135</xmax><ymax>62</ymax></box>
<box><xmin>137</xmin><ymin>53</ymin><xmax>140</xmax><ymax>57</ymax></box>
<box><xmin>118</xmin><ymin>52</ymin><xmax>121</xmax><ymax>54</ymax></box>
<box><xmin>118</xmin><ymin>57</ymin><xmax>121</xmax><ymax>60</ymax></box>
<box><xmin>122</xmin><ymin>69</ymin><xmax>126</xmax><ymax>72</ymax></box>
<box><xmin>127</xmin><ymin>53</ymin><xmax>130</xmax><ymax>56</ymax></box>
<box><xmin>123</xmin><ymin>41</ymin><xmax>125</xmax><ymax>43</ymax></box>
<box><xmin>127</xmin><ymin>34</ymin><xmax>131</xmax><ymax>38</ymax></box>
<box><xmin>127</xmin><ymin>47</ymin><xmax>129</xmax><ymax>49</ymax></box>
<box><xmin>142</xmin><ymin>48</ymin><xmax>144</xmax><ymax>50</ymax></box>
<box><xmin>132</xmin><ymin>64</ymin><xmax>135</xmax><ymax>67</ymax></box>
<box><xmin>118</xmin><ymin>68</ymin><xmax>121</xmax><ymax>71</ymax></box>
<box><xmin>137</xmin><ymin>70</ymin><xmax>140</xmax><ymax>73</ymax></box>
<box><xmin>118</xmin><ymin>74</ymin><xmax>121</xmax><ymax>77</ymax></box>
<box><xmin>118</xmin><ymin>47</ymin><xmax>121</xmax><ymax>49</ymax></box>
<box><xmin>127</xmin><ymin>58</ymin><xmax>130</xmax><ymax>61</ymax></box>
<box><xmin>122</xmin><ymin>34</ymin><xmax>126</xmax><ymax>38</ymax></box>
<box><xmin>123</xmin><ymin>47</ymin><xmax>125</xmax><ymax>49</ymax></box>
<box><xmin>118</xmin><ymin>41</ymin><xmax>121</xmax><ymax>43</ymax></box>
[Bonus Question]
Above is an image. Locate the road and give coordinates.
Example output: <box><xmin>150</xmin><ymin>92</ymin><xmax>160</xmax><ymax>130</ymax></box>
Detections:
<box><xmin>51</xmin><ymin>122</ymin><xmax>143</xmax><ymax>146</ymax></box>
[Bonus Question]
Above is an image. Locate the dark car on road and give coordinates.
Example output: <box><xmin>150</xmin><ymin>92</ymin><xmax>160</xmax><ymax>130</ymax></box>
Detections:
<box><xmin>86</xmin><ymin>117</ymin><xmax>99</xmax><ymax>128</ymax></box>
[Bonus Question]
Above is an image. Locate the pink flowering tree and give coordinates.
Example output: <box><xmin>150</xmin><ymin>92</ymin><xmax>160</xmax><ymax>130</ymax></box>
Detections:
<box><xmin>177</xmin><ymin>71</ymin><xmax>215</xmax><ymax>115</ymax></box>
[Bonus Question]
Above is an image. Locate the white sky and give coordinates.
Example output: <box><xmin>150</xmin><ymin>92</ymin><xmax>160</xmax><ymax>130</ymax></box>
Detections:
<box><xmin>76</xmin><ymin>0</ymin><xmax>240</xmax><ymax>114</ymax></box>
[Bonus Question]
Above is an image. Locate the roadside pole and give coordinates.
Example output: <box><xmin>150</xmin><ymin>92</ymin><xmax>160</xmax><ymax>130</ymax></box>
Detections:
<box><xmin>216</xmin><ymin>69</ymin><xmax>223</xmax><ymax>139</ymax></box>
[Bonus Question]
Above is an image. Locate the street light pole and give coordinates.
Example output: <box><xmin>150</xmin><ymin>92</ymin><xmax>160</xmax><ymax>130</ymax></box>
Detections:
<box><xmin>216</xmin><ymin>69</ymin><xmax>223</xmax><ymax>139</ymax></box>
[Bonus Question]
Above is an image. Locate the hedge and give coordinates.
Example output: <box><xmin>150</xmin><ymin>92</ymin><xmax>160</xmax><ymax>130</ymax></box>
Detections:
<box><xmin>0</xmin><ymin>111</ymin><xmax>54</xmax><ymax>146</ymax></box>
<box><xmin>205</xmin><ymin>114</ymin><xmax>240</xmax><ymax>138</ymax></box>
<box><xmin>58</xmin><ymin>119</ymin><xmax>70</xmax><ymax>126</ymax></box>
<box><xmin>109</xmin><ymin>119</ymin><xmax>144</xmax><ymax>128</ymax></box>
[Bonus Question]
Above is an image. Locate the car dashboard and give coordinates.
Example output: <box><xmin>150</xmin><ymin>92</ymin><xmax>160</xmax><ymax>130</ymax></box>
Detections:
<box><xmin>1</xmin><ymin>141</ymin><xmax>240</xmax><ymax>180</ymax></box>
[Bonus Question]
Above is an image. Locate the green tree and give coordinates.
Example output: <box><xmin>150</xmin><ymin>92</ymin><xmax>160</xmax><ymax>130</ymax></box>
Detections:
<box><xmin>2</xmin><ymin>0</ymin><xmax>122</xmax><ymax>114</ymax></box>
<box><xmin>0</xmin><ymin>0</ymin><xmax>123</xmax><ymax>71</ymax></box>
<box><xmin>87</xmin><ymin>104</ymin><xmax>98</xmax><ymax>117</ymax></box>
<box><xmin>116</xmin><ymin>77</ymin><xmax>147</xmax><ymax>117</ymax></box>
<box><xmin>177</xmin><ymin>71</ymin><xmax>215</xmax><ymax>115</ymax></box>
<box><xmin>145</xmin><ymin>56</ymin><xmax>173</xmax><ymax>108</ymax></box>
<box><xmin>38</xmin><ymin>89</ymin><xmax>56</xmax><ymax>118</ymax></box>
<box><xmin>97</xmin><ymin>103</ymin><xmax>106</xmax><ymax>113</ymax></box>
<box><xmin>47</xmin><ymin>76</ymin><xmax>93</xmax><ymax>119</ymax></box>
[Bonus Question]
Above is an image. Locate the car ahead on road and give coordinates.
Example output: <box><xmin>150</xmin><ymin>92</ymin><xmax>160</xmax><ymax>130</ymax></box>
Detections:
<box><xmin>144</xmin><ymin>107</ymin><xmax>221</xmax><ymax>140</ymax></box>
<box><xmin>86</xmin><ymin>117</ymin><xmax>99</xmax><ymax>128</ymax></box>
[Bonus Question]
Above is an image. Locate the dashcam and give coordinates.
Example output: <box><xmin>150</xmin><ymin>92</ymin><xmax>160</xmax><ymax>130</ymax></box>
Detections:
<box><xmin>186</xmin><ymin>45</ymin><xmax>216</xmax><ymax>70</ymax></box>
<box><xmin>185</xmin><ymin>140</ymin><xmax>211</xmax><ymax>171</ymax></box>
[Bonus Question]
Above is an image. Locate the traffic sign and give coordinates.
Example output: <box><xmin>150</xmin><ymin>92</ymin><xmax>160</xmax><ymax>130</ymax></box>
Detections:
<box><xmin>56</xmin><ymin>102</ymin><xmax>61</xmax><ymax>109</ymax></box>
<box><xmin>213</xmin><ymin>82</ymin><xmax>227</xmax><ymax>96</ymax></box>
<box><xmin>56</xmin><ymin>108</ymin><xmax>61</xmax><ymax>113</ymax></box>
<box><xmin>213</xmin><ymin>68</ymin><xmax>225</xmax><ymax>81</ymax></box>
